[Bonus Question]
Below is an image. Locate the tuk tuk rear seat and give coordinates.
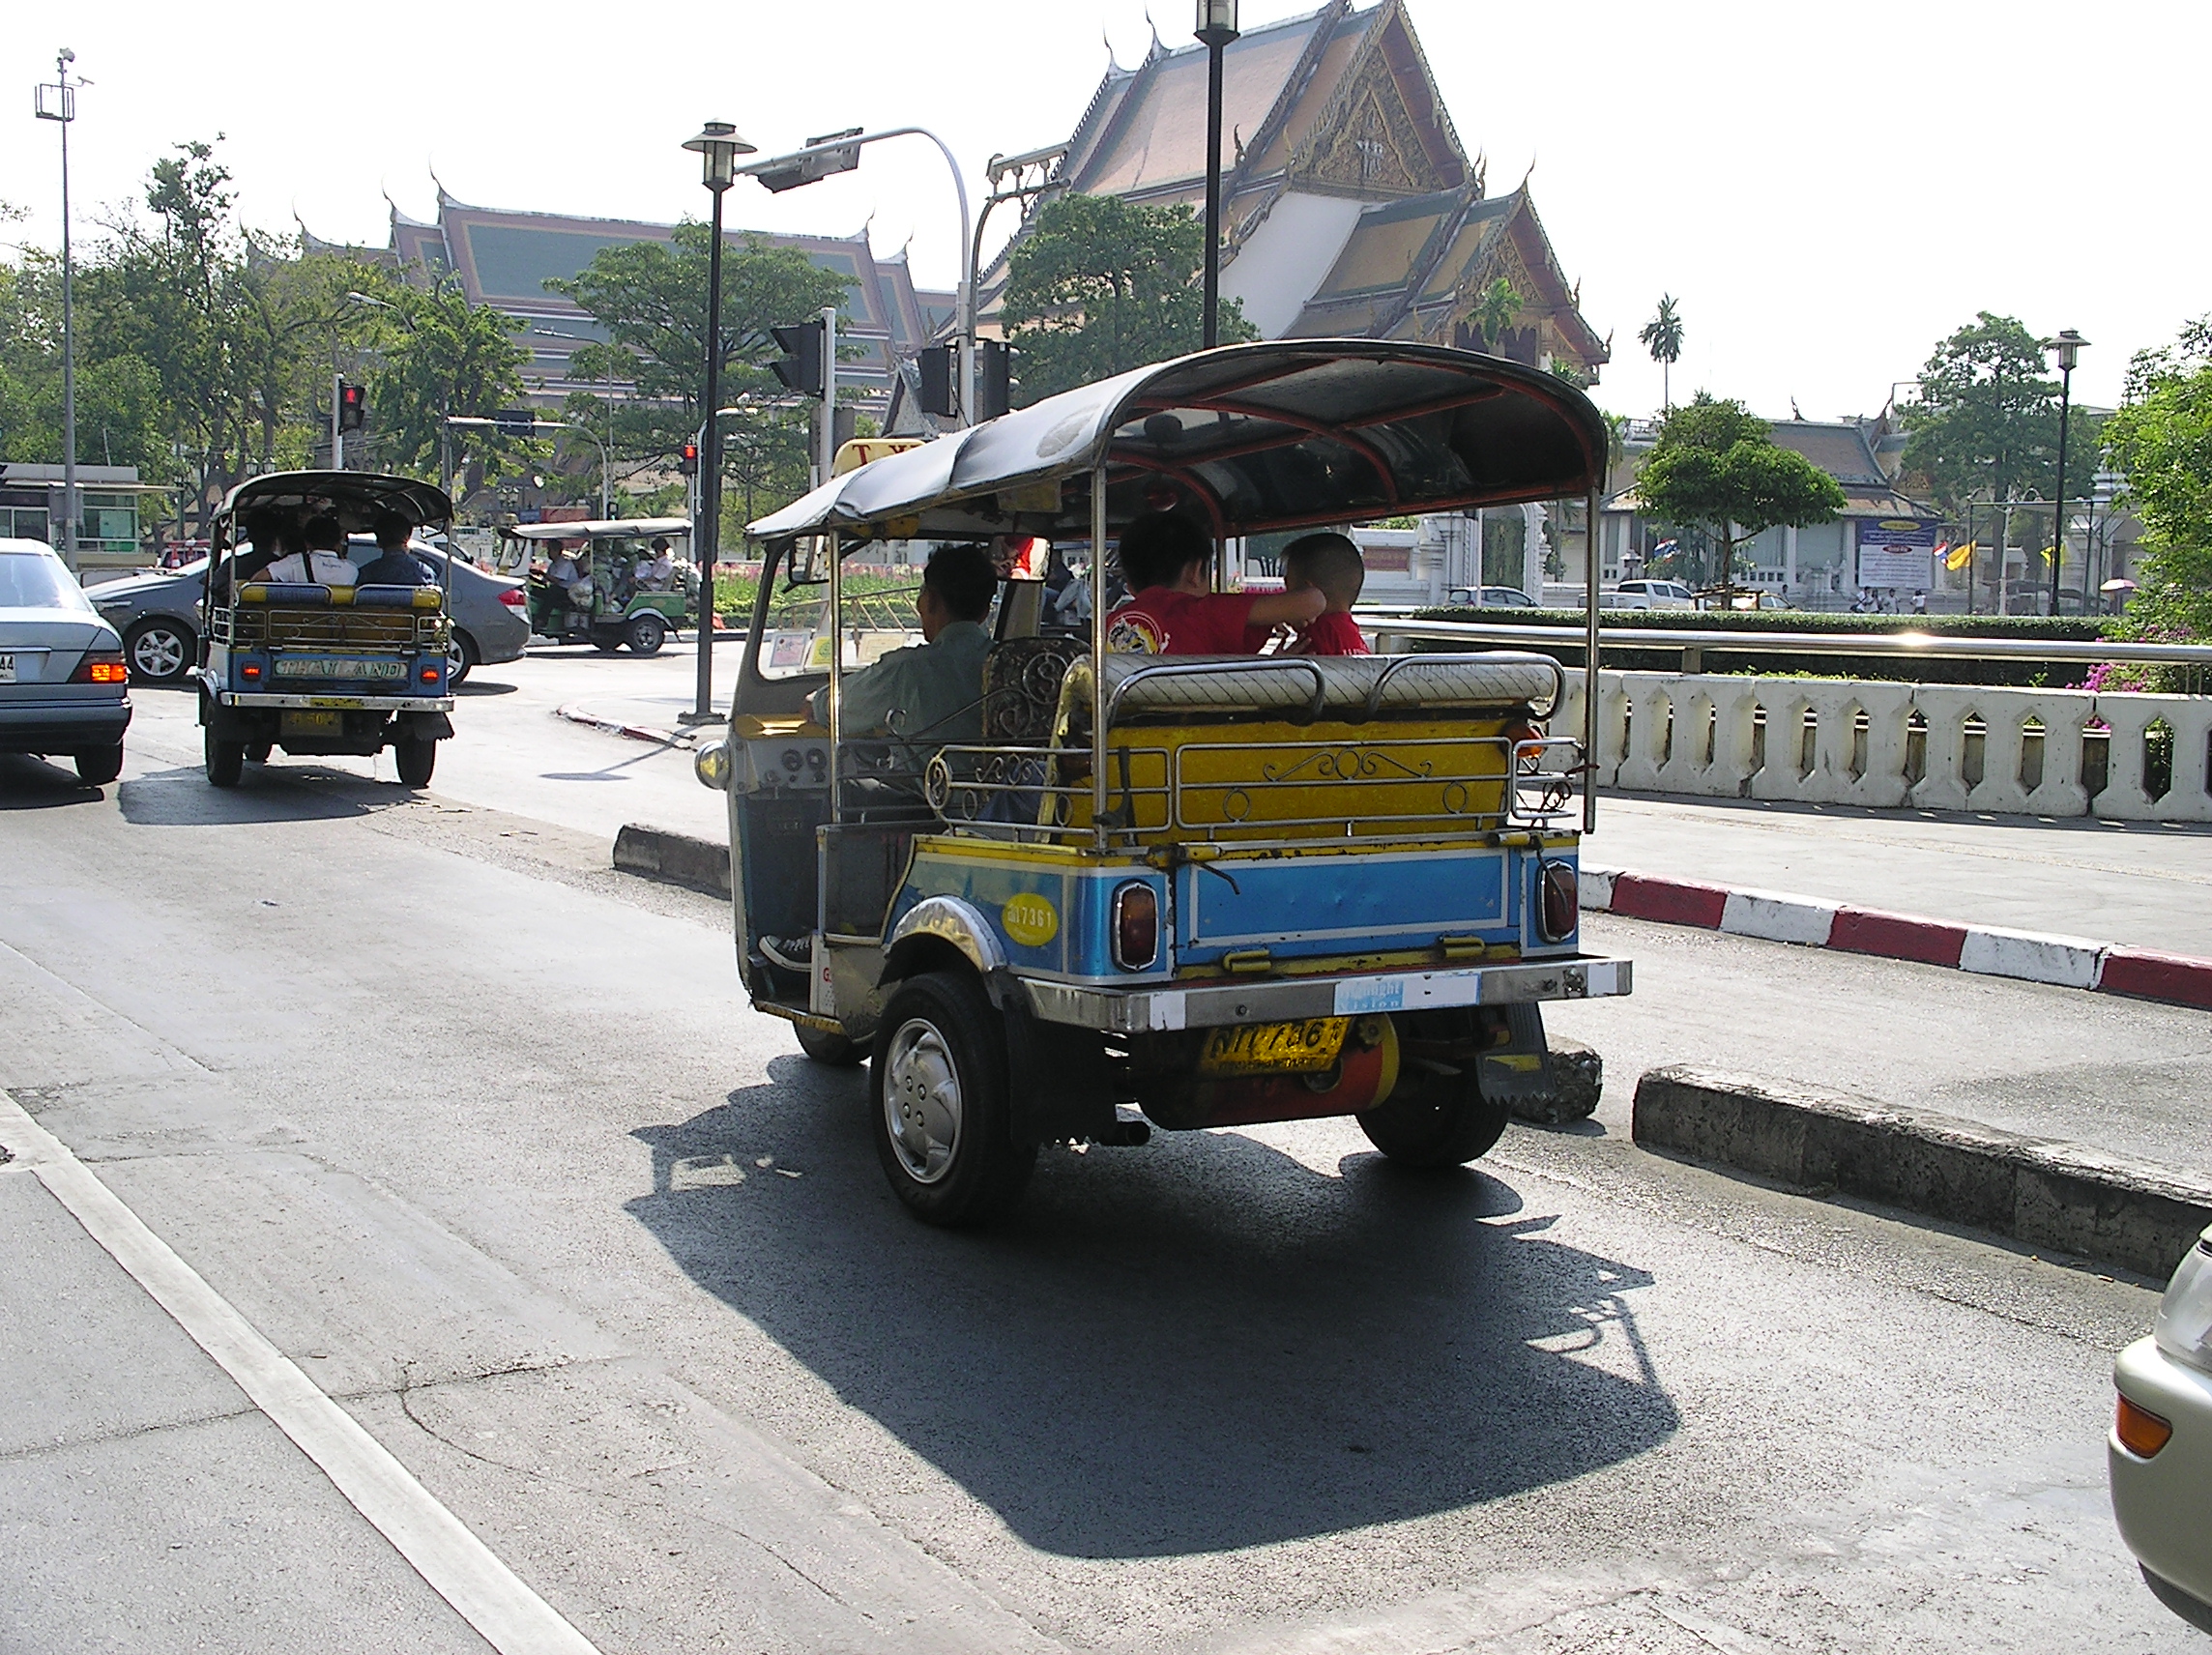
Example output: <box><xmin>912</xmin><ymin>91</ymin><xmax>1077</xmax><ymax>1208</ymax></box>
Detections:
<box><xmin>235</xmin><ymin>582</ymin><xmax>442</xmax><ymax>611</ymax></box>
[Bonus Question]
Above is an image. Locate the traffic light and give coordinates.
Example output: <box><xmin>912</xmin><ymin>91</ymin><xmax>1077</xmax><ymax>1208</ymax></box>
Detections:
<box><xmin>337</xmin><ymin>381</ymin><xmax>366</xmax><ymax>432</ymax></box>
<box><xmin>978</xmin><ymin>339</ymin><xmax>1015</xmax><ymax>421</ymax></box>
<box><xmin>917</xmin><ymin>344</ymin><xmax>956</xmax><ymax>420</ymax></box>
<box><xmin>677</xmin><ymin>441</ymin><xmax>700</xmax><ymax>478</ymax></box>
<box><xmin>770</xmin><ymin>320</ymin><xmax>828</xmax><ymax>398</ymax></box>
<box><xmin>493</xmin><ymin>408</ymin><xmax>538</xmax><ymax>439</ymax></box>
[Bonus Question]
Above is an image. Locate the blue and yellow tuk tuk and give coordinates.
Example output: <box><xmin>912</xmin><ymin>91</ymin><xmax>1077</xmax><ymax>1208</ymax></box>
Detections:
<box><xmin>696</xmin><ymin>341</ymin><xmax>1628</xmax><ymax>1225</ymax></box>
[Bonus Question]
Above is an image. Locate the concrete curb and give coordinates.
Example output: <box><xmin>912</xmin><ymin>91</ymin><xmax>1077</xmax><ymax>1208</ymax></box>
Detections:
<box><xmin>1581</xmin><ymin>862</ymin><xmax>2212</xmax><ymax>1012</ymax></box>
<box><xmin>612</xmin><ymin>824</ymin><xmax>730</xmax><ymax>900</ymax></box>
<box><xmin>554</xmin><ymin>703</ymin><xmax>698</xmax><ymax>748</ymax></box>
<box><xmin>1632</xmin><ymin>1064</ymin><xmax>2212</xmax><ymax>1279</ymax></box>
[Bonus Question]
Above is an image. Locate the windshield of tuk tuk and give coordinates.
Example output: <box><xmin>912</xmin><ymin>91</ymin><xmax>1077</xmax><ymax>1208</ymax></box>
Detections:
<box><xmin>754</xmin><ymin>550</ymin><xmax>925</xmax><ymax>681</ymax></box>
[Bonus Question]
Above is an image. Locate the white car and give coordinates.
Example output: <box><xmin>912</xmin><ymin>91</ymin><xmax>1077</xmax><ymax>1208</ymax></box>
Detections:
<box><xmin>1613</xmin><ymin>578</ymin><xmax>1697</xmax><ymax>608</ymax></box>
<box><xmin>2110</xmin><ymin>1224</ymin><xmax>2212</xmax><ymax>1634</ymax></box>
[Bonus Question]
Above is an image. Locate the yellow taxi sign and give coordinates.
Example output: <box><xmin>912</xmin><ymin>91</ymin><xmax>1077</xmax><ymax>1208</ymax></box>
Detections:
<box><xmin>832</xmin><ymin>436</ymin><xmax>927</xmax><ymax>478</ymax></box>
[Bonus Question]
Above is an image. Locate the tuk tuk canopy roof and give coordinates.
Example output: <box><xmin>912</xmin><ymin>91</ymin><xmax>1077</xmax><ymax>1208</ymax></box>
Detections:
<box><xmin>218</xmin><ymin>472</ymin><xmax>452</xmax><ymax>531</ymax></box>
<box><xmin>747</xmin><ymin>341</ymin><xmax>1609</xmax><ymax>545</ymax></box>
<box><xmin>502</xmin><ymin>518</ymin><xmax>691</xmax><ymax>541</ymax></box>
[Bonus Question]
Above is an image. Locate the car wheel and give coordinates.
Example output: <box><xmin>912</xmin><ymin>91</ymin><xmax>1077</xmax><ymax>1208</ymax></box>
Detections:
<box><xmin>870</xmin><ymin>971</ymin><xmax>1036</xmax><ymax>1226</ymax></box>
<box><xmin>204</xmin><ymin>724</ymin><xmax>245</xmax><ymax>789</ymax></box>
<box><xmin>395</xmin><ymin>736</ymin><xmax>437</xmax><ymax>789</ymax></box>
<box><xmin>1356</xmin><ymin>1051</ymin><xmax>1512</xmax><ymax>1168</ymax></box>
<box><xmin>796</xmin><ymin>1024</ymin><xmax>865</xmax><ymax>1066</ymax></box>
<box><xmin>125</xmin><ymin>619</ymin><xmax>194</xmax><ymax>684</ymax></box>
<box><xmin>626</xmin><ymin>613</ymin><xmax>667</xmax><ymax>655</ymax></box>
<box><xmin>73</xmin><ymin>742</ymin><xmax>124</xmax><ymax>786</ymax></box>
<box><xmin>446</xmin><ymin>630</ymin><xmax>479</xmax><ymax>688</ymax></box>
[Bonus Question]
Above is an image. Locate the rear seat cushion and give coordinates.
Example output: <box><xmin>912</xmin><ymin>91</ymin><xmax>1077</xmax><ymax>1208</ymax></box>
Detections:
<box><xmin>1060</xmin><ymin>651</ymin><xmax>1561</xmax><ymax>730</ymax></box>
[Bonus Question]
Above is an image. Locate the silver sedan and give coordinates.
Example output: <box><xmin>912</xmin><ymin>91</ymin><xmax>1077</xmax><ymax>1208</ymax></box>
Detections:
<box><xmin>0</xmin><ymin>538</ymin><xmax>131</xmax><ymax>785</ymax></box>
<box><xmin>2110</xmin><ymin>1223</ymin><xmax>2212</xmax><ymax>1635</ymax></box>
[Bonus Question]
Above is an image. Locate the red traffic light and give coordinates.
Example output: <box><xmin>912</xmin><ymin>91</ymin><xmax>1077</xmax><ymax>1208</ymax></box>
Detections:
<box><xmin>337</xmin><ymin>381</ymin><xmax>367</xmax><ymax>433</ymax></box>
<box><xmin>678</xmin><ymin>441</ymin><xmax>700</xmax><ymax>478</ymax></box>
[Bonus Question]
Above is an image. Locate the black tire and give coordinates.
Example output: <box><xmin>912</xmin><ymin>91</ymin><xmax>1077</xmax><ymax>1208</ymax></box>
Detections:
<box><xmin>204</xmin><ymin>723</ymin><xmax>245</xmax><ymax>789</ymax></box>
<box><xmin>246</xmin><ymin>742</ymin><xmax>273</xmax><ymax>764</ymax></box>
<box><xmin>870</xmin><ymin>971</ymin><xmax>1036</xmax><ymax>1226</ymax></box>
<box><xmin>447</xmin><ymin>630</ymin><xmax>479</xmax><ymax>687</ymax></box>
<box><xmin>395</xmin><ymin>736</ymin><xmax>437</xmax><ymax>788</ymax></box>
<box><xmin>1357</xmin><ymin>1060</ymin><xmax>1512</xmax><ymax>1169</ymax></box>
<box><xmin>626</xmin><ymin>613</ymin><xmax>667</xmax><ymax>656</ymax></box>
<box><xmin>73</xmin><ymin>742</ymin><xmax>124</xmax><ymax>786</ymax></box>
<box><xmin>796</xmin><ymin>1024</ymin><xmax>865</xmax><ymax>1066</ymax></box>
<box><xmin>124</xmin><ymin>619</ymin><xmax>194</xmax><ymax>684</ymax></box>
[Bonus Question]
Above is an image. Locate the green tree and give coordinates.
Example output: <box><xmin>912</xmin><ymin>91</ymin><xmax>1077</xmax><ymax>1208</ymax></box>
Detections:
<box><xmin>351</xmin><ymin>270</ymin><xmax>535</xmax><ymax>489</ymax></box>
<box><xmin>2101</xmin><ymin>317</ymin><xmax>2212</xmax><ymax>652</ymax></box>
<box><xmin>549</xmin><ymin>222</ymin><xmax>852</xmax><ymax>522</ymax></box>
<box><xmin>1639</xmin><ymin>295</ymin><xmax>1683</xmax><ymax>411</ymax></box>
<box><xmin>1000</xmin><ymin>193</ymin><xmax>1259</xmax><ymax>404</ymax></box>
<box><xmin>1634</xmin><ymin>393</ymin><xmax>1845</xmax><ymax>588</ymax></box>
<box><xmin>1471</xmin><ymin>276</ymin><xmax>1520</xmax><ymax>352</ymax></box>
<box><xmin>1903</xmin><ymin>312</ymin><xmax>2062</xmax><ymax>514</ymax></box>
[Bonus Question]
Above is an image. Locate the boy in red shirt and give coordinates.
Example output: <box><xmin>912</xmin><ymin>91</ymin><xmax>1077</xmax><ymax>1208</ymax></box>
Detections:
<box><xmin>1103</xmin><ymin>511</ymin><xmax>1324</xmax><ymax>654</ymax></box>
<box><xmin>1280</xmin><ymin>532</ymin><xmax>1372</xmax><ymax>655</ymax></box>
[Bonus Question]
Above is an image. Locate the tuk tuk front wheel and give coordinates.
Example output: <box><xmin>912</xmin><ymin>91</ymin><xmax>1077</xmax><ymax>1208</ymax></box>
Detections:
<box><xmin>871</xmin><ymin>971</ymin><xmax>1036</xmax><ymax>1227</ymax></box>
<box><xmin>626</xmin><ymin>613</ymin><xmax>667</xmax><ymax>655</ymax></box>
<box><xmin>1356</xmin><ymin>1063</ymin><xmax>1511</xmax><ymax>1169</ymax></box>
<box><xmin>204</xmin><ymin>724</ymin><xmax>245</xmax><ymax>789</ymax></box>
<box><xmin>796</xmin><ymin>1025</ymin><xmax>864</xmax><ymax>1066</ymax></box>
<box><xmin>395</xmin><ymin>736</ymin><xmax>437</xmax><ymax>789</ymax></box>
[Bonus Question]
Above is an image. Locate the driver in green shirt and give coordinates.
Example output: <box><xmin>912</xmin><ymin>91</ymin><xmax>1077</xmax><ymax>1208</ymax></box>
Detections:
<box><xmin>809</xmin><ymin>543</ymin><xmax>997</xmax><ymax>743</ymax></box>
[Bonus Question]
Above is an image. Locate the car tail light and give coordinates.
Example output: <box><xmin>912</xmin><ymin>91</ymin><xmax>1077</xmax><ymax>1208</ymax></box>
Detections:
<box><xmin>498</xmin><ymin>586</ymin><xmax>526</xmax><ymax>608</ymax></box>
<box><xmin>1537</xmin><ymin>860</ymin><xmax>1578</xmax><ymax>943</ymax></box>
<box><xmin>71</xmin><ymin>652</ymin><xmax>129</xmax><ymax>684</ymax></box>
<box><xmin>1111</xmin><ymin>882</ymin><xmax>1159</xmax><ymax>972</ymax></box>
<box><xmin>2115</xmin><ymin>1394</ymin><xmax>2172</xmax><ymax>1458</ymax></box>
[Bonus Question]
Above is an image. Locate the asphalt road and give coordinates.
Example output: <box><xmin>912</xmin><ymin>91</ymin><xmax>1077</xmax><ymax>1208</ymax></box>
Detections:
<box><xmin>0</xmin><ymin>664</ymin><xmax>2204</xmax><ymax>1652</ymax></box>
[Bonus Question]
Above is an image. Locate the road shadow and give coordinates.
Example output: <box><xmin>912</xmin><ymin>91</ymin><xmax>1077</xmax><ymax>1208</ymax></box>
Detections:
<box><xmin>117</xmin><ymin>763</ymin><xmax>386</xmax><ymax>827</ymax></box>
<box><xmin>627</xmin><ymin>1060</ymin><xmax>1677</xmax><ymax>1559</ymax></box>
<box><xmin>454</xmin><ymin>679</ymin><xmax>519</xmax><ymax>698</ymax></box>
<box><xmin>0</xmin><ymin>754</ymin><xmax>106</xmax><ymax>809</ymax></box>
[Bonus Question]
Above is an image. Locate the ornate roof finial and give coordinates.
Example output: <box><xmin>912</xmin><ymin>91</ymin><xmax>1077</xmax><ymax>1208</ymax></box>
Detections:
<box><xmin>1143</xmin><ymin>8</ymin><xmax>1165</xmax><ymax>62</ymax></box>
<box><xmin>1471</xmin><ymin>150</ymin><xmax>1487</xmax><ymax>198</ymax></box>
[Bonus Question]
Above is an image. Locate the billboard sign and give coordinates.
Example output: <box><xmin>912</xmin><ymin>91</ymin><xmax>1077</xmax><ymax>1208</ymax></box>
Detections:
<box><xmin>1856</xmin><ymin>518</ymin><xmax>1939</xmax><ymax>589</ymax></box>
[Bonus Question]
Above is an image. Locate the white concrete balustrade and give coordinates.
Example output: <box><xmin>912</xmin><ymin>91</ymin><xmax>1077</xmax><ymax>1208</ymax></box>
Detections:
<box><xmin>1551</xmin><ymin>670</ymin><xmax>2212</xmax><ymax>822</ymax></box>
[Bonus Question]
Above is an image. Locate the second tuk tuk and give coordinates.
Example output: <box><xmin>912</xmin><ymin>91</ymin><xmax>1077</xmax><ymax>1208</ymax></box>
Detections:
<box><xmin>504</xmin><ymin>518</ymin><xmax>696</xmax><ymax>655</ymax></box>
<box><xmin>696</xmin><ymin>340</ymin><xmax>1631</xmax><ymax>1226</ymax></box>
<box><xmin>192</xmin><ymin>471</ymin><xmax>456</xmax><ymax>789</ymax></box>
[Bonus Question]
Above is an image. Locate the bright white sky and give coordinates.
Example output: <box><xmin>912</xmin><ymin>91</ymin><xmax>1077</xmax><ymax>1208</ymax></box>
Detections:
<box><xmin>4</xmin><ymin>0</ymin><xmax>2203</xmax><ymax>422</ymax></box>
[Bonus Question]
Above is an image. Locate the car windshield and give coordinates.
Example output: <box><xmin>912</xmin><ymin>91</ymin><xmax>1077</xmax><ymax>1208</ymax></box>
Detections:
<box><xmin>0</xmin><ymin>551</ymin><xmax>94</xmax><ymax>612</ymax></box>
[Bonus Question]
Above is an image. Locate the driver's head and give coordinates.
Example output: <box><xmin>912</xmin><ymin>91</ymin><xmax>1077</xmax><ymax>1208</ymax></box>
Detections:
<box><xmin>372</xmin><ymin>509</ymin><xmax>411</xmax><ymax>551</ymax></box>
<box><xmin>1116</xmin><ymin>511</ymin><xmax>1212</xmax><ymax>593</ymax></box>
<box><xmin>303</xmin><ymin>514</ymin><xmax>344</xmax><ymax>553</ymax></box>
<box><xmin>916</xmin><ymin>543</ymin><xmax>997</xmax><ymax>640</ymax></box>
<box><xmin>240</xmin><ymin>508</ymin><xmax>278</xmax><ymax>554</ymax></box>
<box><xmin>651</xmin><ymin>537</ymin><xmax>670</xmax><ymax>556</ymax></box>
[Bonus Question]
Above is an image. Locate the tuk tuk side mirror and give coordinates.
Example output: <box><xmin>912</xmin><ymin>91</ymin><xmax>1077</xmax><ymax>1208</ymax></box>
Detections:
<box><xmin>783</xmin><ymin>537</ymin><xmax>829</xmax><ymax>588</ymax></box>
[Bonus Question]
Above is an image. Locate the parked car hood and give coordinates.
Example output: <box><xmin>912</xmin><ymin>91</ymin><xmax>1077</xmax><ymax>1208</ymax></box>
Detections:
<box><xmin>91</xmin><ymin>565</ymin><xmax>207</xmax><ymax>604</ymax></box>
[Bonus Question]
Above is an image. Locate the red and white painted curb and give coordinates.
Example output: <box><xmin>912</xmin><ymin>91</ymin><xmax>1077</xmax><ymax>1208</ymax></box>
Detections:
<box><xmin>1580</xmin><ymin>865</ymin><xmax>2212</xmax><ymax>1012</ymax></box>
<box><xmin>553</xmin><ymin>703</ymin><xmax>696</xmax><ymax>748</ymax></box>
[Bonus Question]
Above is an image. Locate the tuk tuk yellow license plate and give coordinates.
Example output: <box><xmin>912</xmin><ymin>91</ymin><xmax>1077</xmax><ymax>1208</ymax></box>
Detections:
<box><xmin>279</xmin><ymin>710</ymin><xmax>342</xmax><ymax>735</ymax></box>
<box><xmin>1197</xmin><ymin>1017</ymin><xmax>1349</xmax><ymax>1077</ymax></box>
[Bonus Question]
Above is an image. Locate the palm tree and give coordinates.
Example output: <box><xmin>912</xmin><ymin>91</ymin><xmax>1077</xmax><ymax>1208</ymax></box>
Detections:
<box><xmin>1639</xmin><ymin>295</ymin><xmax>1684</xmax><ymax>411</ymax></box>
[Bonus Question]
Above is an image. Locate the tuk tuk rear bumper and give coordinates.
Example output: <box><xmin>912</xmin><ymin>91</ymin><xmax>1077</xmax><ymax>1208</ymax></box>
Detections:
<box><xmin>1019</xmin><ymin>954</ymin><xmax>1630</xmax><ymax>1035</ymax></box>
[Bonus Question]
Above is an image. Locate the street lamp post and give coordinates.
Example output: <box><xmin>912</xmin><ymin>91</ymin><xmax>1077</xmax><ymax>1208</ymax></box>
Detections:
<box><xmin>1195</xmin><ymin>1</ymin><xmax>1239</xmax><ymax>350</ymax></box>
<box><xmin>681</xmin><ymin>121</ymin><xmax>756</xmax><ymax>725</ymax></box>
<box><xmin>2044</xmin><ymin>329</ymin><xmax>2087</xmax><ymax>615</ymax></box>
<box><xmin>36</xmin><ymin>49</ymin><xmax>80</xmax><ymax>571</ymax></box>
<box><xmin>736</xmin><ymin>128</ymin><xmax>972</xmax><ymax>422</ymax></box>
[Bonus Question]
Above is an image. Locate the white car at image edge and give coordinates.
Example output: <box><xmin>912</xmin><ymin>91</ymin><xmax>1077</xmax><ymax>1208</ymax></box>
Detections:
<box><xmin>2110</xmin><ymin>1223</ymin><xmax>2212</xmax><ymax>1635</ymax></box>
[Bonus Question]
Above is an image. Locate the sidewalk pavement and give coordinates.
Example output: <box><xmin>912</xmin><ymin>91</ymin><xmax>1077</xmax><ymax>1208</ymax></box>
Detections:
<box><xmin>1587</xmin><ymin>791</ymin><xmax>2212</xmax><ymax>960</ymax></box>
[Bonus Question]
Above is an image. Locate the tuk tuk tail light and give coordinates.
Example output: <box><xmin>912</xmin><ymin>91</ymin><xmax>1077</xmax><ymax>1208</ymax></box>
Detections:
<box><xmin>1537</xmin><ymin>860</ymin><xmax>1578</xmax><ymax>943</ymax></box>
<box><xmin>1112</xmin><ymin>882</ymin><xmax>1159</xmax><ymax>972</ymax></box>
<box><xmin>241</xmin><ymin>661</ymin><xmax>262</xmax><ymax>682</ymax></box>
<box><xmin>2115</xmin><ymin>1394</ymin><xmax>2172</xmax><ymax>1459</ymax></box>
<box><xmin>419</xmin><ymin>663</ymin><xmax>441</xmax><ymax>685</ymax></box>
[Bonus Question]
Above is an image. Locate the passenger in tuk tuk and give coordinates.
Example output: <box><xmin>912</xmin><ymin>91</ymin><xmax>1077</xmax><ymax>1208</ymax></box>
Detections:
<box><xmin>805</xmin><ymin>543</ymin><xmax>996</xmax><ymax>742</ymax></box>
<box><xmin>256</xmin><ymin>514</ymin><xmax>358</xmax><ymax>585</ymax></box>
<box><xmin>1101</xmin><ymin>510</ymin><xmax>1323</xmax><ymax>654</ymax></box>
<box><xmin>355</xmin><ymin>511</ymin><xmax>432</xmax><ymax>587</ymax></box>
<box><xmin>638</xmin><ymin>537</ymin><xmax>677</xmax><ymax>592</ymax></box>
<box><xmin>1280</xmin><ymin>532</ymin><xmax>1372</xmax><ymax>655</ymax></box>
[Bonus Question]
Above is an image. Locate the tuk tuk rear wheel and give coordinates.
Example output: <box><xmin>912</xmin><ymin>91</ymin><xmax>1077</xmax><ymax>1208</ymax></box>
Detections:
<box><xmin>870</xmin><ymin>971</ymin><xmax>1035</xmax><ymax>1226</ymax></box>
<box><xmin>626</xmin><ymin>613</ymin><xmax>667</xmax><ymax>655</ymax></box>
<box><xmin>1356</xmin><ymin>1066</ymin><xmax>1511</xmax><ymax>1168</ymax></box>
<box><xmin>796</xmin><ymin>1025</ymin><xmax>864</xmax><ymax>1066</ymax></box>
<box><xmin>204</xmin><ymin>725</ymin><xmax>245</xmax><ymax>789</ymax></box>
<box><xmin>395</xmin><ymin>736</ymin><xmax>437</xmax><ymax>789</ymax></box>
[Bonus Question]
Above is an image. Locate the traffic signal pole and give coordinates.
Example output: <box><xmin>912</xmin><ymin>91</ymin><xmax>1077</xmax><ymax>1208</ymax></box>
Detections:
<box><xmin>684</xmin><ymin>168</ymin><xmax>730</xmax><ymax>725</ymax></box>
<box><xmin>822</xmin><ymin>306</ymin><xmax>842</xmax><ymax>818</ymax></box>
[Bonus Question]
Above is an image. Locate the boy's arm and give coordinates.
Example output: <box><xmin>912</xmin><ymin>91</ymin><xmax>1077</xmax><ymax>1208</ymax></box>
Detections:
<box><xmin>1245</xmin><ymin>588</ymin><xmax>1327</xmax><ymax>628</ymax></box>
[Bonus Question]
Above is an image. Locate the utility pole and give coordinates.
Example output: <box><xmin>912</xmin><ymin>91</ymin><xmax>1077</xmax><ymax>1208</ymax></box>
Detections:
<box><xmin>36</xmin><ymin>50</ymin><xmax>80</xmax><ymax>571</ymax></box>
<box><xmin>1195</xmin><ymin>2</ymin><xmax>1240</xmax><ymax>349</ymax></box>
